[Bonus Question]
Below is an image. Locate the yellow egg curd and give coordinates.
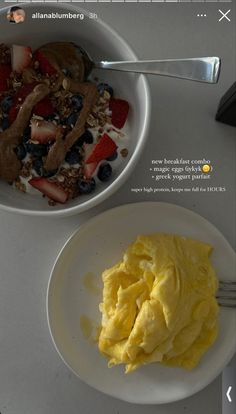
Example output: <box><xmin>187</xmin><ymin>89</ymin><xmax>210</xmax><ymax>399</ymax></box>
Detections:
<box><xmin>98</xmin><ymin>234</ymin><xmax>219</xmax><ymax>373</ymax></box>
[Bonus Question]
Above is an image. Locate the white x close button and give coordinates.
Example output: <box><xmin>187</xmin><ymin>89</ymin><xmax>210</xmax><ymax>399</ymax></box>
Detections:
<box><xmin>218</xmin><ymin>9</ymin><xmax>231</xmax><ymax>22</ymax></box>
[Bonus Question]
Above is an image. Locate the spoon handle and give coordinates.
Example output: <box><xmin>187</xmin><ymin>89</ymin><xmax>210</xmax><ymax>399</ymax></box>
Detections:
<box><xmin>95</xmin><ymin>57</ymin><xmax>221</xmax><ymax>84</ymax></box>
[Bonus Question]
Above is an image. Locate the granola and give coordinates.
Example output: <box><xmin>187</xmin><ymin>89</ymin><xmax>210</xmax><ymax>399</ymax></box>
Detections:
<box><xmin>0</xmin><ymin>42</ymin><xmax>130</xmax><ymax>205</ymax></box>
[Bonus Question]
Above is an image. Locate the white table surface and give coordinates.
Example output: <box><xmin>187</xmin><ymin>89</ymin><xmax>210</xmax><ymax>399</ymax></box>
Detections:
<box><xmin>0</xmin><ymin>2</ymin><xmax>235</xmax><ymax>413</ymax></box>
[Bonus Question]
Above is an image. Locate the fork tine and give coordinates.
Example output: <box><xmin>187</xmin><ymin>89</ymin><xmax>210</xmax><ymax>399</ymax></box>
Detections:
<box><xmin>217</xmin><ymin>301</ymin><xmax>236</xmax><ymax>308</ymax></box>
<box><xmin>217</xmin><ymin>280</ymin><xmax>236</xmax><ymax>307</ymax></box>
<box><xmin>218</xmin><ymin>286</ymin><xmax>236</xmax><ymax>296</ymax></box>
<box><xmin>219</xmin><ymin>281</ymin><xmax>236</xmax><ymax>286</ymax></box>
<box><xmin>218</xmin><ymin>289</ymin><xmax>236</xmax><ymax>296</ymax></box>
<box><xmin>216</xmin><ymin>295</ymin><xmax>236</xmax><ymax>300</ymax></box>
<box><xmin>218</xmin><ymin>286</ymin><xmax>236</xmax><ymax>292</ymax></box>
<box><xmin>218</xmin><ymin>281</ymin><xmax>236</xmax><ymax>292</ymax></box>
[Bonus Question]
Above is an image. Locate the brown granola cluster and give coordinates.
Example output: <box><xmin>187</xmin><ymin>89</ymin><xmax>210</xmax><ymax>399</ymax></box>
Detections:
<box><xmin>120</xmin><ymin>148</ymin><xmax>129</xmax><ymax>158</ymax></box>
<box><xmin>86</xmin><ymin>90</ymin><xmax>112</xmax><ymax>129</ymax></box>
<box><xmin>15</xmin><ymin>178</ymin><xmax>26</xmax><ymax>193</ymax></box>
<box><xmin>51</xmin><ymin>89</ymin><xmax>74</xmax><ymax>120</ymax></box>
<box><xmin>51</xmin><ymin>167</ymin><xmax>83</xmax><ymax>200</ymax></box>
<box><xmin>20</xmin><ymin>160</ymin><xmax>33</xmax><ymax>178</ymax></box>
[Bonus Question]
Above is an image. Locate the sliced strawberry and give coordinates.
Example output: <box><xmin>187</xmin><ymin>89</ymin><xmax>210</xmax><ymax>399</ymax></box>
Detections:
<box><xmin>29</xmin><ymin>177</ymin><xmax>68</xmax><ymax>204</ymax></box>
<box><xmin>11</xmin><ymin>45</ymin><xmax>32</xmax><ymax>73</ymax></box>
<box><xmin>34</xmin><ymin>50</ymin><xmax>57</xmax><ymax>76</ymax></box>
<box><xmin>31</xmin><ymin>119</ymin><xmax>58</xmax><ymax>144</ymax></box>
<box><xmin>109</xmin><ymin>98</ymin><xmax>129</xmax><ymax>129</ymax></box>
<box><xmin>83</xmin><ymin>144</ymin><xmax>98</xmax><ymax>178</ymax></box>
<box><xmin>0</xmin><ymin>64</ymin><xmax>12</xmax><ymax>92</ymax></box>
<box><xmin>83</xmin><ymin>143</ymin><xmax>94</xmax><ymax>158</ymax></box>
<box><xmin>85</xmin><ymin>133</ymin><xmax>117</xmax><ymax>164</ymax></box>
<box><xmin>84</xmin><ymin>162</ymin><xmax>98</xmax><ymax>179</ymax></box>
<box><xmin>33</xmin><ymin>97</ymin><xmax>55</xmax><ymax>117</ymax></box>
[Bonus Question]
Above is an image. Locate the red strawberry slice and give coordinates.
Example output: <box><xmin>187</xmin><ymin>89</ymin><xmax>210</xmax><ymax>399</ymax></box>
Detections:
<box><xmin>33</xmin><ymin>97</ymin><xmax>55</xmax><ymax>117</ymax></box>
<box><xmin>29</xmin><ymin>177</ymin><xmax>68</xmax><ymax>204</ymax></box>
<box><xmin>11</xmin><ymin>45</ymin><xmax>32</xmax><ymax>73</ymax></box>
<box><xmin>84</xmin><ymin>162</ymin><xmax>98</xmax><ymax>179</ymax></box>
<box><xmin>83</xmin><ymin>143</ymin><xmax>98</xmax><ymax>178</ymax></box>
<box><xmin>85</xmin><ymin>134</ymin><xmax>117</xmax><ymax>164</ymax></box>
<box><xmin>83</xmin><ymin>143</ymin><xmax>94</xmax><ymax>158</ymax></box>
<box><xmin>109</xmin><ymin>98</ymin><xmax>129</xmax><ymax>129</ymax></box>
<box><xmin>0</xmin><ymin>64</ymin><xmax>11</xmax><ymax>92</ymax></box>
<box><xmin>31</xmin><ymin>119</ymin><xmax>58</xmax><ymax>144</ymax></box>
<box><xmin>34</xmin><ymin>50</ymin><xmax>57</xmax><ymax>76</ymax></box>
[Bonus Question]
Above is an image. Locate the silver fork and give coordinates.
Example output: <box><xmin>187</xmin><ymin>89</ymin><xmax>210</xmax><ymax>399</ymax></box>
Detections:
<box><xmin>216</xmin><ymin>281</ymin><xmax>236</xmax><ymax>308</ymax></box>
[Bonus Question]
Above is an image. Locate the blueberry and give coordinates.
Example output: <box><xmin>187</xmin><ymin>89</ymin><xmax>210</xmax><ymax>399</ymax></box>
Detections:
<box><xmin>78</xmin><ymin>178</ymin><xmax>96</xmax><ymax>194</ymax></box>
<box><xmin>71</xmin><ymin>95</ymin><xmax>83</xmax><ymax>111</ymax></box>
<box><xmin>14</xmin><ymin>144</ymin><xmax>27</xmax><ymax>160</ymax></box>
<box><xmin>22</xmin><ymin>126</ymin><xmax>31</xmax><ymax>143</ymax></box>
<box><xmin>72</xmin><ymin>137</ymin><xmax>84</xmax><ymax>149</ymax></box>
<box><xmin>1</xmin><ymin>96</ymin><xmax>13</xmax><ymax>113</ymax></box>
<box><xmin>65</xmin><ymin>150</ymin><xmax>82</xmax><ymax>165</ymax></box>
<box><xmin>97</xmin><ymin>83</ymin><xmax>114</xmax><ymax>97</ymax></box>
<box><xmin>1</xmin><ymin>117</ymin><xmax>9</xmax><ymax>131</ymax></box>
<box><xmin>24</xmin><ymin>126</ymin><xmax>31</xmax><ymax>136</ymax></box>
<box><xmin>66</xmin><ymin>112</ymin><xmax>78</xmax><ymax>127</ymax></box>
<box><xmin>26</xmin><ymin>143</ymin><xmax>48</xmax><ymax>157</ymax></box>
<box><xmin>33</xmin><ymin>158</ymin><xmax>57</xmax><ymax>177</ymax></box>
<box><xmin>81</xmin><ymin>130</ymin><xmax>94</xmax><ymax>144</ymax></box>
<box><xmin>72</xmin><ymin>130</ymin><xmax>93</xmax><ymax>149</ymax></box>
<box><xmin>43</xmin><ymin>169</ymin><xmax>58</xmax><ymax>178</ymax></box>
<box><xmin>97</xmin><ymin>163</ymin><xmax>112</xmax><ymax>182</ymax></box>
<box><xmin>33</xmin><ymin>158</ymin><xmax>44</xmax><ymax>175</ymax></box>
<box><xmin>106</xmin><ymin>151</ymin><xmax>118</xmax><ymax>162</ymax></box>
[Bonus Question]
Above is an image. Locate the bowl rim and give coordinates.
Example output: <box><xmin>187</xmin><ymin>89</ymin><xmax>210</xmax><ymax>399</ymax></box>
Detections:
<box><xmin>0</xmin><ymin>2</ymin><xmax>151</xmax><ymax>217</ymax></box>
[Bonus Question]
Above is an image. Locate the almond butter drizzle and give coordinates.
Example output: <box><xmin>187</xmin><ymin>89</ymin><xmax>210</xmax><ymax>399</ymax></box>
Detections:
<box><xmin>0</xmin><ymin>84</ymin><xmax>50</xmax><ymax>182</ymax></box>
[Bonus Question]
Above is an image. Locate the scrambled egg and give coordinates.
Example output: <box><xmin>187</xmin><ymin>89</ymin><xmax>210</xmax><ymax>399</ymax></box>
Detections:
<box><xmin>98</xmin><ymin>234</ymin><xmax>219</xmax><ymax>373</ymax></box>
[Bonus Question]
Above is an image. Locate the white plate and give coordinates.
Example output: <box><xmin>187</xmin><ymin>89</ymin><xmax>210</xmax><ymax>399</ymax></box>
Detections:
<box><xmin>47</xmin><ymin>202</ymin><xmax>236</xmax><ymax>404</ymax></box>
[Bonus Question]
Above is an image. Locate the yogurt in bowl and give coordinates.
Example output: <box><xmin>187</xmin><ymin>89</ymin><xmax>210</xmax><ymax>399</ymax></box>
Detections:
<box><xmin>0</xmin><ymin>3</ymin><xmax>150</xmax><ymax>217</ymax></box>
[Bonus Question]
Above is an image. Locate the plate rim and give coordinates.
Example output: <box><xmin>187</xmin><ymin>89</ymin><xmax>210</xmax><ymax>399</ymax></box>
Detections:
<box><xmin>46</xmin><ymin>201</ymin><xmax>236</xmax><ymax>404</ymax></box>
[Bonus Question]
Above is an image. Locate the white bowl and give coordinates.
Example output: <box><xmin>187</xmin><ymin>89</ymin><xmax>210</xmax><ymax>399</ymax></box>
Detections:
<box><xmin>0</xmin><ymin>3</ymin><xmax>150</xmax><ymax>217</ymax></box>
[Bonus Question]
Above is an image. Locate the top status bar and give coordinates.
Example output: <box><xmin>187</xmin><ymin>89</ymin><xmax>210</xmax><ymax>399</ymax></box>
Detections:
<box><xmin>2</xmin><ymin>0</ymin><xmax>234</xmax><ymax>3</ymax></box>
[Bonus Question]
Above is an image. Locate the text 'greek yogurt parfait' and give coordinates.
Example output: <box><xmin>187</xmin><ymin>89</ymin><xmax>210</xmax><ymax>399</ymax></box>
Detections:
<box><xmin>0</xmin><ymin>42</ymin><xmax>129</xmax><ymax>205</ymax></box>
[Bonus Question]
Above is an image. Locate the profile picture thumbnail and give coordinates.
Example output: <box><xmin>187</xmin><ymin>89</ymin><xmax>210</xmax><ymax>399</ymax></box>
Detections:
<box><xmin>7</xmin><ymin>6</ymin><xmax>26</xmax><ymax>24</ymax></box>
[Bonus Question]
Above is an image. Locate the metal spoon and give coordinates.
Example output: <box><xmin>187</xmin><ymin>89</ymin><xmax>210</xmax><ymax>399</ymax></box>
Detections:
<box><xmin>95</xmin><ymin>57</ymin><xmax>221</xmax><ymax>84</ymax></box>
<box><xmin>74</xmin><ymin>44</ymin><xmax>221</xmax><ymax>83</ymax></box>
<box><xmin>39</xmin><ymin>43</ymin><xmax>221</xmax><ymax>84</ymax></box>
